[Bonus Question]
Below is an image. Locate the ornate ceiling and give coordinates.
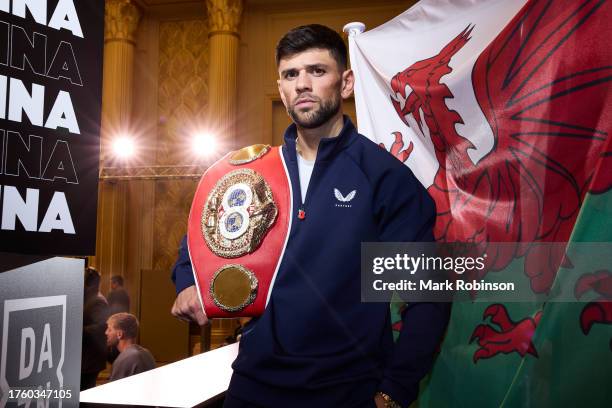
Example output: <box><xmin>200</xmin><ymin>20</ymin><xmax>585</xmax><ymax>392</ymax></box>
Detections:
<box><xmin>134</xmin><ymin>0</ymin><xmax>397</xmax><ymax>10</ymax></box>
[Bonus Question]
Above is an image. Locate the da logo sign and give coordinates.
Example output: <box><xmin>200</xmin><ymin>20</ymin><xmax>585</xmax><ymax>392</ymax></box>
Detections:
<box><xmin>1</xmin><ymin>296</ymin><xmax>66</xmax><ymax>407</ymax></box>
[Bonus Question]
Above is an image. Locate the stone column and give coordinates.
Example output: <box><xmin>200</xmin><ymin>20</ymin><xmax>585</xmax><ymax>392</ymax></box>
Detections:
<box><xmin>101</xmin><ymin>0</ymin><xmax>142</xmax><ymax>162</ymax></box>
<box><xmin>206</xmin><ymin>0</ymin><xmax>243</xmax><ymax>147</ymax></box>
<box><xmin>92</xmin><ymin>0</ymin><xmax>141</xmax><ymax>290</ymax></box>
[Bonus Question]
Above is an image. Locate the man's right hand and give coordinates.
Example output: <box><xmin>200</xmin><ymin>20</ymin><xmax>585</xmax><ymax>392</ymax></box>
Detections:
<box><xmin>171</xmin><ymin>285</ymin><xmax>209</xmax><ymax>326</ymax></box>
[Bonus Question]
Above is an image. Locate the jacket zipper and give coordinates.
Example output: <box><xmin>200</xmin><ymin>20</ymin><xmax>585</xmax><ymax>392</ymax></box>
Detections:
<box><xmin>297</xmin><ymin>161</ymin><xmax>324</xmax><ymax>221</ymax></box>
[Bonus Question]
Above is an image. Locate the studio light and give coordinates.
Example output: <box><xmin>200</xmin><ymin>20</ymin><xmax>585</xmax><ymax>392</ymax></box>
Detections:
<box><xmin>111</xmin><ymin>136</ymin><xmax>136</xmax><ymax>159</ymax></box>
<box><xmin>192</xmin><ymin>132</ymin><xmax>217</xmax><ymax>158</ymax></box>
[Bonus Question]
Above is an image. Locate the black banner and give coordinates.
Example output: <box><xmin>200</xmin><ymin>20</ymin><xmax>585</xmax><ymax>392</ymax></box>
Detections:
<box><xmin>0</xmin><ymin>0</ymin><xmax>104</xmax><ymax>255</ymax></box>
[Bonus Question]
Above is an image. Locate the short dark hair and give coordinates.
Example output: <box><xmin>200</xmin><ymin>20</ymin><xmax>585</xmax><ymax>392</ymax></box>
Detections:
<box><xmin>84</xmin><ymin>267</ymin><xmax>100</xmax><ymax>289</ymax></box>
<box><xmin>276</xmin><ymin>24</ymin><xmax>347</xmax><ymax>70</ymax></box>
<box><xmin>109</xmin><ymin>313</ymin><xmax>139</xmax><ymax>340</ymax></box>
<box><xmin>111</xmin><ymin>275</ymin><xmax>124</xmax><ymax>286</ymax></box>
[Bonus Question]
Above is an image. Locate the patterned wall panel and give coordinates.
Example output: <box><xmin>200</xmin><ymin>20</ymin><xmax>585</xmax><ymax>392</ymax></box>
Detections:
<box><xmin>153</xmin><ymin>179</ymin><xmax>198</xmax><ymax>271</ymax></box>
<box><xmin>154</xmin><ymin>19</ymin><xmax>209</xmax><ymax>272</ymax></box>
<box><xmin>157</xmin><ymin>19</ymin><xmax>210</xmax><ymax>165</ymax></box>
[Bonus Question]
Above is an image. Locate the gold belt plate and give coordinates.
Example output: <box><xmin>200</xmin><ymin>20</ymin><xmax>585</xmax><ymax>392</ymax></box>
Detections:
<box><xmin>210</xmin><ymin>264</ymin><xmax>258</xmax><ymax>312</ymax></box>
<box><xmin>202</xmin><ymin>168</ymin><xmax>277</xmax><ymax>258</ymax></box>
<box><xmin>229</xmin><ymin>144</ymin><xmax>271</xmax><ymax>165</ymax></box>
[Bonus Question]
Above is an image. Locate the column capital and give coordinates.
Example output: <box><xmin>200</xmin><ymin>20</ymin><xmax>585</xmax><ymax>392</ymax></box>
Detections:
<box><xmin>105</xmin><ymin>0</ymin><xmax>142</xmax><ymax>44</ymax></box>
<box><xmin>206</xmin><ymin>0</ymin><xmax>243</xmax><ymax>36</ymax></box>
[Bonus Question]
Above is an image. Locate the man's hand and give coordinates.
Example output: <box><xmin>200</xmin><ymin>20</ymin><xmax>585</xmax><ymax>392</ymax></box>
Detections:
<box><xmin>171</xmin><ymin>285</ymin><xmax>208</xmax><ymax>326</ymax></box>
<box><xmin>375</xmin><ymin>392</ymin><xmax>401</xmax><ymax>408</ymax></box>
<box><xmin>374</xmin><ymin>393</ymin><xmax>387</xmax><ymax>408</ymax></box>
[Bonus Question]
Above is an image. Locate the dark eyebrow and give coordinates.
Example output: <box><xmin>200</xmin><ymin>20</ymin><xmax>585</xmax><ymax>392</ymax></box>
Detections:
<box><xmin>280</xmin><ymin>63</ymin><xmax>330</xmax><ymax>77</ymax></box>
<box><xmin>305</xmin><ymin>63</ymin><xmax>328</xmax><ymax>71</ymax></box>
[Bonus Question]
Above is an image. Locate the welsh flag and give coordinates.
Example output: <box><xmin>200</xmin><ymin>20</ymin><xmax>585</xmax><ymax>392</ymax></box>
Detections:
<box><xmin>348</xmin><ymin>0</ymin><xmax>611</xmax><ymax>406</ymax></box>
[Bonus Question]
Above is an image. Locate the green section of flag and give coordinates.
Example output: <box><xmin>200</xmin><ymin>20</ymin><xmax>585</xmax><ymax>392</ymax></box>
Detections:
<box><xmin>500</xmin><ymin>302</ymin><xmax>612</xmax><ymax>407</ymax></box>
<box><xmin>417</xmin><ymin>191</ymin><xmax>612</xmax><ymax>407</ymax></box>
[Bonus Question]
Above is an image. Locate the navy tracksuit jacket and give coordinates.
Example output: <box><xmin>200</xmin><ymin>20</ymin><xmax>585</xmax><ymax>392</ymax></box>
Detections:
<box><xmin>172</xmin><ymin>117</ymin><xmax>450</xmax><ymax>407</ymax></box>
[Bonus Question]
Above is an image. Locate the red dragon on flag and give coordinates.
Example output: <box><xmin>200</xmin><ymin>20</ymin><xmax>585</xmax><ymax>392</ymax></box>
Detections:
<box><xmin>469</xmin><ymin>304</ymin><xmax>542</xmax><ymax>362</ymax></box>
<box><xmin>383</xmin><ymin>0</ymin><xmax>612</xmax><ymax>361</ymax></box>
<box><xmin>575</xmin><ymin>270</ymin><xmax>612</xmax><ymax>350</ymax></box>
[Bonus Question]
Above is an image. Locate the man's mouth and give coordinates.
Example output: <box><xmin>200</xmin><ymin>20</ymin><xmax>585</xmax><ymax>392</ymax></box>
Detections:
<box><xmin>294</xmin><ymin>98</ymin><xmax>317</xmax><ymax>108</ymax></box>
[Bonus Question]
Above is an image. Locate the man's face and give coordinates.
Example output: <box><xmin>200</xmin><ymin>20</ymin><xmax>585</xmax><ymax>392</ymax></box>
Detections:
<box><xmin>105</xmin><ymin>319</ymin><xmax>120</xmax><ymax>347</ymax></box>
<box><xmin>277</xmin><ymin>48</ymin><xmax>348</xmax><ymax>129</ymax></box>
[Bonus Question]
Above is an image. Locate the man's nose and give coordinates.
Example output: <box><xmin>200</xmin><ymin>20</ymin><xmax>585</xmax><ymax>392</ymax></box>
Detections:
<box><xmin>295</xmin><ymin>70</ymin><xmax>312</xmax><ymax>92</ymax></box>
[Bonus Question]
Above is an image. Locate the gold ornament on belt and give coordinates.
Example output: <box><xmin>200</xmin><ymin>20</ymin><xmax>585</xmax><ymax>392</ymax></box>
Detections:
<box><xmin>229</xmin><ymin>144</ymin><xmax>271</xmax><ymax>165</ymax></box>
<box><xmin>210</xmin><ymin>264</ymin><xmax>258</xmax><ymax>312</ymax></box>
<box><xmin>202</xmin><ymin>168</ymin><xmax>277</xmax><ymax>258</ymax></box>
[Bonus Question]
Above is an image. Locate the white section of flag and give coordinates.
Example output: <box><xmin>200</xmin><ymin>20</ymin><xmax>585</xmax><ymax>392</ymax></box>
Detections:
<box><xmin>348</xmin><ymin>0</ymin><xmax>528</xmax><ymax>187</ymax></box>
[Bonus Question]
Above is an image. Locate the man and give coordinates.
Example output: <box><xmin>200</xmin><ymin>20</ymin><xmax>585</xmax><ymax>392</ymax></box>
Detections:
<box><xmin>105</xmin><ymin>313</ymin><xmax>156</xmax><ymax>381</ymax></box>
<box><xmin>108</xmin><ymin>275</ymin><xmax>130</xmax><ymax>314</ymax></box>
<box><xmin>172</xmin><ymin>24</ymin><xmax>450</xmax><ymax>407</ymax></box>
<box><xmin>81</xmin><ymin>267</ymin><xmax>109</xmax><ymax>390</ymax></box>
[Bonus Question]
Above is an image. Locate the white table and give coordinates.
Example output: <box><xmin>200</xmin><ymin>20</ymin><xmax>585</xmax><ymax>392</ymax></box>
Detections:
<box><xmin>80</xmin><ymin>343</ymin><xmax>238</xmax><ymax>407</ymax></box>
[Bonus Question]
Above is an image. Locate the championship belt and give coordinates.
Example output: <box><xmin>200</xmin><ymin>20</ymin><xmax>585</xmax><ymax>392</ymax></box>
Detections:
<box><xmin>188</xmin><ymin>145</ymin><xmax>292</xmax><ymax>318</ymax></box>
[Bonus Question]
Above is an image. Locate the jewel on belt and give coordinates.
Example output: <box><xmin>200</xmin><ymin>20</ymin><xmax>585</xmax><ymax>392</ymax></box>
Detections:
<box><xmin>201</xmin><ymin>168</ymin><xmax>278</xmax><ymax>258</ymax></box>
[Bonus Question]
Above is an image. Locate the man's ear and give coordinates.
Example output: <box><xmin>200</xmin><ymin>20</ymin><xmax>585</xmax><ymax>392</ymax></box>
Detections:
<box><xmin>117</xmin><ymin>330</ymin><xmax>123</xmax><ymax>340</ymax></box>
<box><xmin>341</xmin><ymin>69</ymin><xmax>355</xmax><ymax>99</ymax></box>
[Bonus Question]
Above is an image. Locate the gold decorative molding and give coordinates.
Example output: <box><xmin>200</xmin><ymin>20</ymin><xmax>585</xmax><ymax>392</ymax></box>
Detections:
<box><xmin>100</xmin><ymin>165</ymin><xmax>209</xmax><ymax>181</ymax></box>
<box><xmin>206</xmin><ymin>0</ymin><xmax>243</xmax><ymax>34</ymax></box>
<box><xmin>105</xmin><ymin>0</ymin><xmax>142</xmax><ymax>43</ymax></box>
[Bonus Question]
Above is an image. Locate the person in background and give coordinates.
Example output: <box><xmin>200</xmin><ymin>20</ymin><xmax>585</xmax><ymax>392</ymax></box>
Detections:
<box><xmin>105</xmin><ymin>312</ymin><xmax>156</xmax><ymax>381</ymax></box>
<box><xmin>81</xmin><ymin>267</ymin><xmax>110</xmax><ymax>390</ymax></box>
<box><xmin>106</xmin><ymin>275</ymin><xmax>130</xmax><ymax>364</ymax></box>
<box><xmin>108</xmin><ymin>275</ymin><xmax>130</xmax><ymax>314</ymax></box>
